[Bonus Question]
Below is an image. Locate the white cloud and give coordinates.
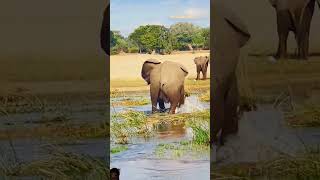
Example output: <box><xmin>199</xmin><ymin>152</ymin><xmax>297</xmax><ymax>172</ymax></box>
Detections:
<box><xmin>169</xmin><ymin>8</ymin><xmax>208</xmax><ymax>20</ymax></box>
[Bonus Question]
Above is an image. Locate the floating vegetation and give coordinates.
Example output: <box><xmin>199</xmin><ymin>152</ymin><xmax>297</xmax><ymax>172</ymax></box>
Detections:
<box><xmin>111</xmin><ymin>145</ymin><xmax>129</xmax><ymax>154</ymax></box>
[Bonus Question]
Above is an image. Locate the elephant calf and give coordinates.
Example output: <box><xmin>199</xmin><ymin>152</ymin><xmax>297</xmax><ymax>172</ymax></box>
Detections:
<box><xmin>194</xmin><ymin>56</ymin><xmax>209</xmax><ymax>80</ymax></box>
<box><xmin>211</xmin><ymin>1</ymin><xmax>251</xmax><ymax>146</ymax></box>
<box><xmin>141</xmin><ymin>59</ymin><xmax>188</xmax><ymax>114</ymax></box>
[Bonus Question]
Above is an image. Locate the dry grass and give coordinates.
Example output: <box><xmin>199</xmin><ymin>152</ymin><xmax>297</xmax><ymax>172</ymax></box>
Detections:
<box><xmin>0</xmin><ymin>122</ymin><xmax>108</xmax><ymax>140</ymax></box>
<box><xmin>0</xmin><ymin>57</ymin><xmax>105</xmax><ymax>82</ymax></box>
<box><xmin>110</xmin><ymin>52</ymin><xmax>210</xmax><ymax>81</ymax></box>
<box><xmin>212</xmin><ymin>149</ymin><xmax>320</xmax><ymax>180</ymax></box>
<box><xmin>1</xmin><ymin>145</ymin><xmax>109</xmax><ymax>179</ymax></box>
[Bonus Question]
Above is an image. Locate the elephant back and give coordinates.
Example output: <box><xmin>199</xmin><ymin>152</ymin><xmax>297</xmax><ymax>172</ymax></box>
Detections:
<box><xmin>159</xmin><ymin>61</ymin><xmax>187</xmax><ymax>87</ymax></box>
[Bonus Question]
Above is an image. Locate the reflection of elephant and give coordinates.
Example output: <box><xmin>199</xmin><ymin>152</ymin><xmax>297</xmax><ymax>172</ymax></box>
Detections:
<box><xmin>211</xmin><ymin>1</ymin><xmax>251</xmax><ymax>145</ymax></box>
<box><xmin>194</xmin><ymin>56</ymin><xmax>209</xmax><ymax>80</ymax></box>
<box><xmin>100</xmin><ymin>4</ymin><xmax>110</xmax><ymax>55</ymax></box>
<box><xmin>269</xmin><ymin>0</ymin><xmax>320</xmax><ymax>60</ymax></box>
<box><xmin>141</xmin><ymin>59</ymin><xmax>188</xmax><ymax>114</ymax></box>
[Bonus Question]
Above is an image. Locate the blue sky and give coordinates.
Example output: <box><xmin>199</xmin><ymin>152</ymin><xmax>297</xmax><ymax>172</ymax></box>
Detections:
<box><xmin>111</xmin><ymin>0</ymin><xmax>210</xmax><ymax>37</ymax></box>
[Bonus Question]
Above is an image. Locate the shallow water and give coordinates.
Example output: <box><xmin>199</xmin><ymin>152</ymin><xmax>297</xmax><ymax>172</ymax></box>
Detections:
<box><xmin>214</xmin><ymin>105</ymin><xmax>320</xmax><ymax>165</ymax></box>
<box><xmin>111</xmin><ymin>95</ymin><xmax>210</xmax><ymax>180</ymax></box>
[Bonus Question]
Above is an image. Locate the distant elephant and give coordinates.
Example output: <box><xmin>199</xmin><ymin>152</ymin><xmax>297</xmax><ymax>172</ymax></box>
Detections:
<box><xmin>100</xmin><ymin>4</ymin><xmax>110</xmax><ymax>55</ymax></box>
<box><xmin>211</xmin><ymin>1</ymin><xmax>251</xmax><ymax>146</ymax></box>
<box><xmin>141</xmin><ymin>59</ymin><xmax>188</xmax><ymax>114</ymax></box>
<box><xmin>194</xmin><ymin>56</ymin><xmax>209</xmax><ymax>80</ymax></box>
<box><xmin>269</xmin><ymin>0</ymin><xmax>320</xmax><ymax>60</ymax></box>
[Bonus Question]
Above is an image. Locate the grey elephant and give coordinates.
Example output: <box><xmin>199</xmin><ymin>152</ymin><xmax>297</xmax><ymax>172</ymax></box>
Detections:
<box><xmin>211</xmin><ymin>1</ymin><xmax>251</xmax><ymax>145</ymax></box>
<box><xmin>100</xmin><ymin>3</ymin><xmax>110</xmax><ymax>55</ymax></box>
<box><xmin>141</xmin><ymin>59</ymin><xmax>188</xmax><ymax>114</ymax></box>
<box><xmin>194</xmin><ymin>56</ymin><xmax>209</xmax><ymax>80</ymax></box>
<box><xmin>269</xmin><ymin>0</ymin><xmax>320</xmax><ymax>60</ymax></box>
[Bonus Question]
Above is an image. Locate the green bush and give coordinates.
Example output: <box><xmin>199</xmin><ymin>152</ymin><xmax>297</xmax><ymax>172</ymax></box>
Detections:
<box><xmin>128</xmin><ymin>47</ymin><xmax>139</xmax><ymax>53</ymax></box>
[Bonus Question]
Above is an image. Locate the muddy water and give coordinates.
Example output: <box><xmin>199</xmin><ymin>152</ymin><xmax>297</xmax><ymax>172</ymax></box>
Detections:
<box><xmin>111</xmin><ymin>95</ymin><xmax>210</xmax><ymax>180</ymax></box>
<box><xmin>214</xmin><ymin>105</ymin><xmax>320</xmax><ymax>165</ymax></box>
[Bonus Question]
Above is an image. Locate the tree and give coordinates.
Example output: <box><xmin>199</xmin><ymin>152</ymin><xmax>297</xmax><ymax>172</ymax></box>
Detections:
<box><xmin>169</xmin><ymin>23</ymin><xmax>200</xmax><ymax>50</ymax></box>
<box><xmin>110</xmin><ymin>31</ymin><xmax>129</xmax><ymax>54</ymax></box>
<box><xmin>201</xmin><ymin>27</ymin><xmax>210</xmax><ymax>50</ymax></box>
<box><xmin>192</xmin><ymin>30</ymin><xmax>205</xmax><ymax>50</ymax></box>
<box><xmin>129</xmin><ymin>25</ymin><xmax>171</xmax><ymax>54</ymax></box>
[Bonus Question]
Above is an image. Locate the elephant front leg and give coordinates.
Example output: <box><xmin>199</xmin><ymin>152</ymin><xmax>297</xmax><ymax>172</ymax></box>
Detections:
<box><xmin>275</xmin><ymin>12</ymin><xmax>289</xmax><ymax>60</ymax></box>
<box><xmin>202</xmin><ymin>66</ymin><xmax>208</xmax><ymax>80</ymax></box>
<box><xmin>276</xmin><ymin>32</ymin><xmax>288</xmax><ymax>60</ymax></box>
<box><xmin>196</xmin><ymin>65</ymin><xmax>201</xmax><ymax>80</ymax></box>
<box><xmin>150</xmin><ymin>86</ymin><xmax>160</xmax><ymax>113</ymax></box>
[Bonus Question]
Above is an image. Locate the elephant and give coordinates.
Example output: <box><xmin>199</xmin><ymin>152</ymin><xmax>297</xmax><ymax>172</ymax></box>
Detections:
<box><xmin>141</xmin><ymin>59</ymin><xmax>188</xmax><ymax>114</ymax></box>
<box><xmin>211</xmin><ymin>1</ymin><xmax>251</xmax><ymax>146</ymax></box>
<box><xmin>269</xmin><ymin>0</ymin><xmax>320</xmax><ymax>60</ymax></box>
<box><xmin>100</xmin><ymin>3</ymin><xmax>110</xmax><ymax>55</ymax></box>
<box><xmin>194</xmin><ymin>56</ymin><xmax>210</xmax><ymax>80</ymax></box>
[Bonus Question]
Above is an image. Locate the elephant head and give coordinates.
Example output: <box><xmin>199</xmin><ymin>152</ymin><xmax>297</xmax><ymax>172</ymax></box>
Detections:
<box><xmin>141</xmin><ymin>59</ymin><xmax>161</xmax><ymax>84</ymax></box>
<box><xmin>194</xmin><ymin>56</ymin><xmax>209</xmax><ymax>65</ymax></box>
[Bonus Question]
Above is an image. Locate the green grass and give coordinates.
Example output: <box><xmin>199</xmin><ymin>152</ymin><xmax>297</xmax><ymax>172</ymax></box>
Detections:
<box><xmin>155</xmin><ymin>141</ymin><xmax>209</xmax><ymax>159</ymax></box>
<box><xmin>185</xmin><ymin>110</ymin><xmax>210</xmax><ymax>145</ymax></box>
<box><xmin>111</xmin><ymin>110</ymin><xmax>152</xmax><ymax>144</ymax></box>
<box><xmin>111</xmin><ymin>145</ymin><xmax>129</xmax><ymax>154</ymax></box>
<box><xmin>111</xmin><ymin>98</ymin><xmax>149</xmax><ymax>107</ymax></box>
<box><xmin>199</xmin><ymin>91</ymin><xmax>210</xmax><ymax>102</ymax></box>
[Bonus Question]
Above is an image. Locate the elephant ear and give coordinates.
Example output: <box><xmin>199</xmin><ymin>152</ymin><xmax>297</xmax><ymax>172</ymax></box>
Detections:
<box><xmin>100</xmin><ymin>4</ymin><xmax>110</xmax><ymax>55</ymax></box>
<box><xmin>141</xmin><ymin>59</ymin><xmax>161</xmax><ymax>84</ymax></box>
<box><xmin>194</xmin><ymin>57</ymin><xmax>199</xmax><ymax>64</ymax></box>
<box><xmin>224</xmin><ymin>9</ymin><xmax>251</xmax><ymax>48</ymax></box>
<box><xmin>205</xmin><ymin>56</ymin><xmax>210</xmax><ymax>64</ymax></box>
<box><xmin>179</xmin><ymin>64</ymin><xmax>188</xmax><ymax>77</ymax></box>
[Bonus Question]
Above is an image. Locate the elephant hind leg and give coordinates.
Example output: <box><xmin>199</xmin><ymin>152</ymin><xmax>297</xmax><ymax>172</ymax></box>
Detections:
<box><xmin>169</xmin><ymin>101</ymin><xmax>178</xmax><ymax>114</ymax></box>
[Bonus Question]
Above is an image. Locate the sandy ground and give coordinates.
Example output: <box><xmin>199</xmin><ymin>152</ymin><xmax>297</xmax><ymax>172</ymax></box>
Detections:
<box><xmin>110</xmin><ymin>52</ymin><xmax>210</xmax><ymax>81</ymax></box>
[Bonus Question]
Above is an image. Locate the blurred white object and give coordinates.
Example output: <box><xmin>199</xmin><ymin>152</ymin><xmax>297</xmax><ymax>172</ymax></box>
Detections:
<box><xmin>177</xmin><ymin>96</ymin><xmax>205</xmax><ymax>113</ymax></box>
<box><xmin>267</xmin><ymin>56</ymin><xmax>277</xmax><ymax>63</ymax></box>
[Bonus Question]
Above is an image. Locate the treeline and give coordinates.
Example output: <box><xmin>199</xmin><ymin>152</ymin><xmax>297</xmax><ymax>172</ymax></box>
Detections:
<box><xmin>110</xmin><ymin>23</ymin><xmax>210</xmax><ymax>55</ymax></box>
